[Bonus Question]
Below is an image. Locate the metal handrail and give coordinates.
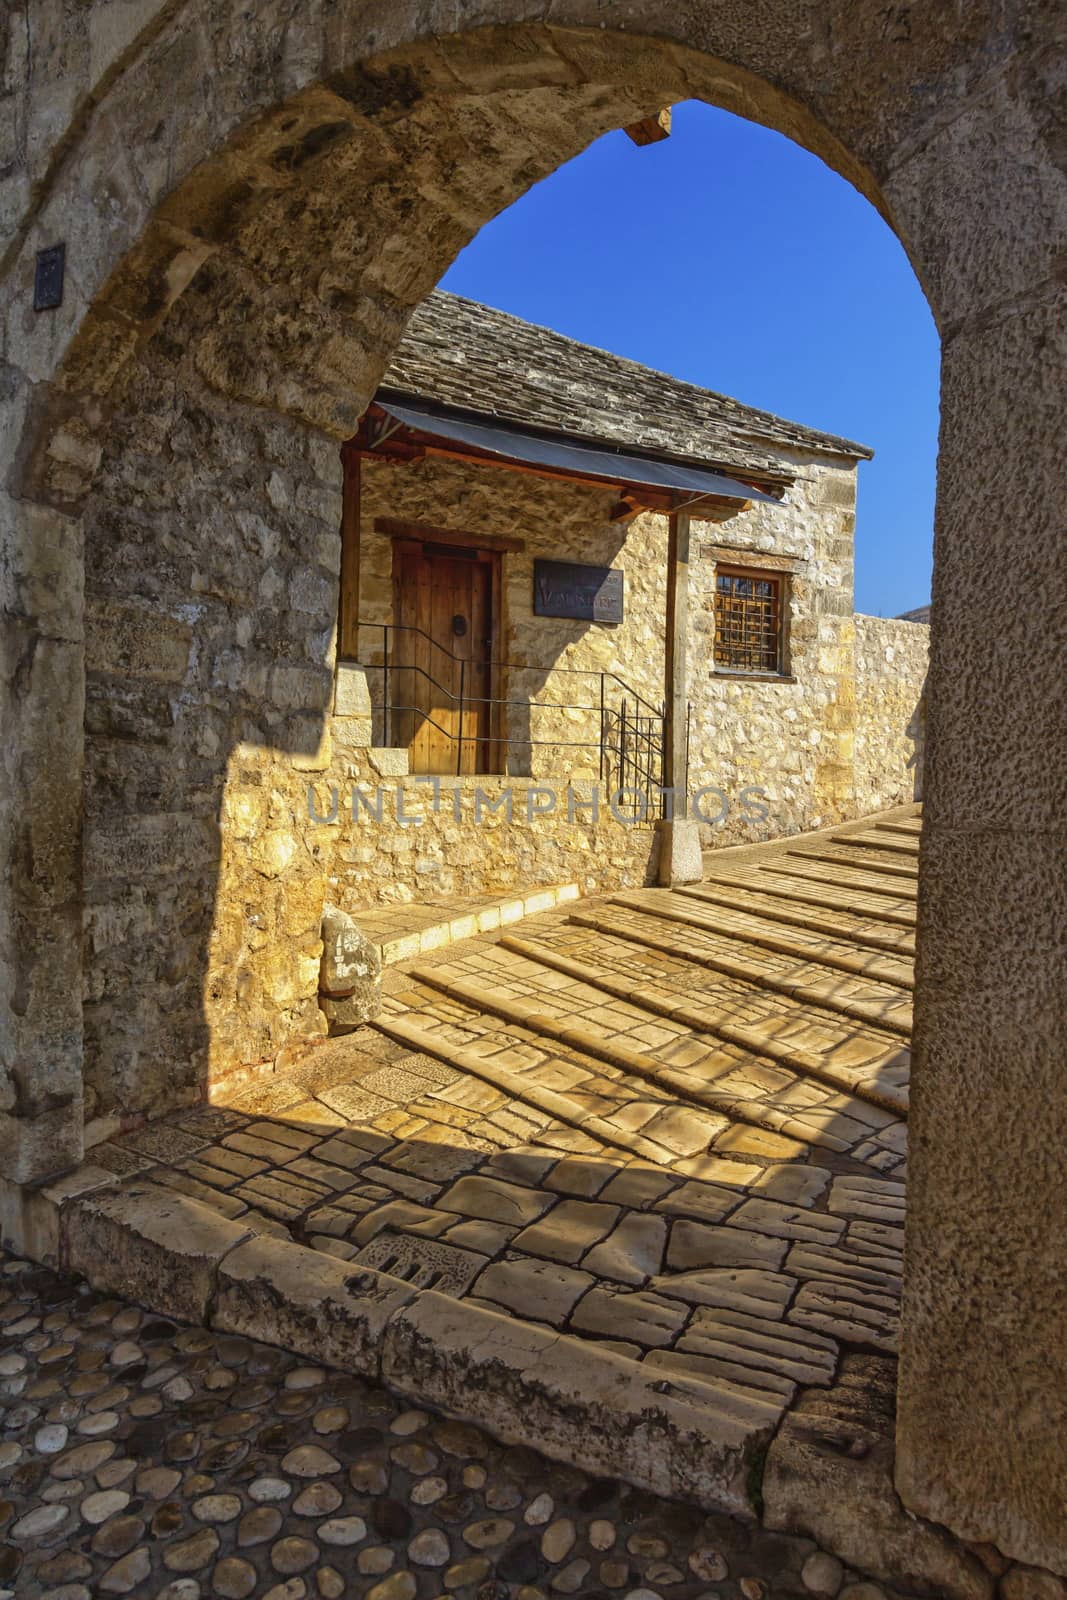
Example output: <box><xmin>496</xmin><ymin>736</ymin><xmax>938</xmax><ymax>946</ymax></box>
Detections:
<box><xmin>346</xmin><ymin>618</ymin><xmax>685</xmax><ymax>810</ymax></box>
<box><xmin>349</xmin><ymin>619</ymin><xmax>665</xmax><ymax>723</ymax></box>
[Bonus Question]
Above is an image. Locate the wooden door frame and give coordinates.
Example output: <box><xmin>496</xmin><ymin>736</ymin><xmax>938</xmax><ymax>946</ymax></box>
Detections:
<box><xmin>389</xmin><ymin>530</ymin><xmax>504</xmax><ymax>774</ymax></box>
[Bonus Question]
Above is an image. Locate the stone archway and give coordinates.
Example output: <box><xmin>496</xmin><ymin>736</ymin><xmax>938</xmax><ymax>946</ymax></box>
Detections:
<box><xmin>2</xmin><ymin>1</ymin><xmax>1064</xmax><ymax>1575</ymax></box>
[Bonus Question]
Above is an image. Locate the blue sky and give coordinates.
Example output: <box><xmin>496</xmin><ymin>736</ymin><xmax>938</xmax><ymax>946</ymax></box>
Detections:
<box><xmin>439</xmin><ymin>100</ymin><xmax>939</xmax><ymax>618</ymax></box>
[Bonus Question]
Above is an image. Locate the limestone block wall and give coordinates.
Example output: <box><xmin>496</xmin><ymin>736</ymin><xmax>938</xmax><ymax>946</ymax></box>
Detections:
<box><xmin>687</xmin><ymin>452</ymin><xmax>859</xmax><ymax>846</ymax></box>
<box><xmin>80</xmin><ymin>289</ymin><xmax>342</xmax><ymax>1138</ymax></box>
<box><xmin>320</xmin><ymin>761</ymin><xmax>659</xmax><ymax>911</ymax></box>
<box><xmin>854</xmin><ymin>614</ymin><xmax>928</xmax><ymax>813</ymax></box>
<box><xmin>337</xmin><ymin>448</ymin><xmax>867</xmax><ymax>900</ymax></box>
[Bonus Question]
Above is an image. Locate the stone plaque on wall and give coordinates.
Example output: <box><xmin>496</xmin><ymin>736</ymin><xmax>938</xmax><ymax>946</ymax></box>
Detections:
<box><xmin>533</xmin><ymin>559</ymin><xmax>624</xmax><ymax>623</ymax></box>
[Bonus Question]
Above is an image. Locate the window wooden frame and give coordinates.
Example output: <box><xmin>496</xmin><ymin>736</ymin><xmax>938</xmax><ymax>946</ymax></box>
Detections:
<box><xmin>713</xmin><ymin>564</ymin><xmax>788</xmax><ymax>676</ymax></box>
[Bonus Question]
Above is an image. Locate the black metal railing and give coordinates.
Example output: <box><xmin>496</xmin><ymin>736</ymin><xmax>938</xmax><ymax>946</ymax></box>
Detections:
<box><xmin>346</xmin><ymin>619</ymin><xmax>686</xmax><ymax>817</ymax></box>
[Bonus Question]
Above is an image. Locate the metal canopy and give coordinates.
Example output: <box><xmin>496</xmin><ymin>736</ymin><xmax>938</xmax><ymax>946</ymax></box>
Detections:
<box><xmin>378</xmin><ymin>399</ymin><xmax>781</xmax><ymax>506</ymax></box>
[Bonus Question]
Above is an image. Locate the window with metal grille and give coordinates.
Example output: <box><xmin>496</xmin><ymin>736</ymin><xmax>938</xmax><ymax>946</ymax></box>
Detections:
<box><xmin>714</xmin><ymin>567</ymin><xmax>783</xmax><ymax>674</ymax></box>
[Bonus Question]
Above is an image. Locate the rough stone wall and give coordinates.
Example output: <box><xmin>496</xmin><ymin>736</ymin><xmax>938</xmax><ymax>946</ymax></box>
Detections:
<box><xmin>322</xmin><ymin>766</ymin><xmax>659</xmax><ymax>910</ymax></box>
<box><xmin>688</xmin><ymin>453</ymin><xmax>858</xmax><ymax>845</ymax></box>
<box><xmin>80</xmin><ymin>285</ymin><xmax>341</xmax><ymax>1138</ymax></box>
<box><xmin>854</xmin><ymin>614</ymin><xmax>928</xmax><ymax>813</ymax></box>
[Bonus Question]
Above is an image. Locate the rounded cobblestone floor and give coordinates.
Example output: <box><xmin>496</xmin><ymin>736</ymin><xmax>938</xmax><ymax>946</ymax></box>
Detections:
<box><xmin>0</xmin><ymin>1255</ymin><xmax>884</xmax><ymax>1600</ymax></box>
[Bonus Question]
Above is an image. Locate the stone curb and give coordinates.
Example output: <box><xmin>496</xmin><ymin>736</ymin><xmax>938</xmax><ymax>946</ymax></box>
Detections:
<box><xmin>63</xmin><ymin>1180</ymin><xmax>254</xmax><ymax>1324</ymax></box>
<box><xmin>381</xmin><ymin>1287</ymin><xmax>777</xmax><ymax>1519</ymax></box>
<box><xmin>43</xmin><ymin>1176</ymin><xmax>772</xmax><ymax>1521</ymax></box>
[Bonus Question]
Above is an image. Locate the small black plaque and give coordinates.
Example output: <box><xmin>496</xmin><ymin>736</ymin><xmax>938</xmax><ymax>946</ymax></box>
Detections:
<box><xmin>34</xmin><ymin>243</ymin><xmax>65</xmax><ymax>311</ymax></box>
<box><xmin>533</xmin><ymin>559</ymin><xmax>624</xmax><ymax>624</ymax></box>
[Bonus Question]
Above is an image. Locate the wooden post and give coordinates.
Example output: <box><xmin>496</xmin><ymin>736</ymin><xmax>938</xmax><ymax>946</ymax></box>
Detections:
<box><xmin>662</xmin><ymin>502</ymin><xmax>691</xmax><ymax>818</ymax></box>
<box><xmin>338</xmin><ymin>447</ymin><xmax>361</xmax><ymax>659</ymax></box>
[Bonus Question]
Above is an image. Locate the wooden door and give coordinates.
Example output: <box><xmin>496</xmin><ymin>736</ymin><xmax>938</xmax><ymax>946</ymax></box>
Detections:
<box><xmin>392</xmin><ymin>543</ymin><xmax>494</xmax><ymax>774</ymax></box>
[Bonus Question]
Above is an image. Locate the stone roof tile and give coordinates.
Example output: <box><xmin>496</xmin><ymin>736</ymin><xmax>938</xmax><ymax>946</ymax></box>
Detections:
<box><xmin>380</xmin><ymin>291</ymin><xmax>873</xmax><ymax>480</ymax></box>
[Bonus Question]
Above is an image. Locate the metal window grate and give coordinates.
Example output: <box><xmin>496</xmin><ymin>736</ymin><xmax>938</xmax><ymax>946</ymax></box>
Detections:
<box><xmin>714</xmin><ymin>568</ymin><xmax>782</xmax><ymax>673</ymax></box>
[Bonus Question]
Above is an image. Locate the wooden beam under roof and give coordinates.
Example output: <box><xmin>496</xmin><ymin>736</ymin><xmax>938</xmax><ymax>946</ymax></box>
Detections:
<box><xmin>624</xmin><ymin>108</ymin><xmax>672</xmax><ymax>146</ymax></box>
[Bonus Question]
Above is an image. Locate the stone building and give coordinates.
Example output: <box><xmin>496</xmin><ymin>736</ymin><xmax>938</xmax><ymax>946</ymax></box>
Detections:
<box><xmin>71</xmin><ymin>281</ymin><xmax>928</xmax><ymax>1137</ymax></box>
<box><xmin>328</xmin><ymin>289</ymin><xmax>927</xmax><ymax>910</ymax></box>
<box><xmin>2</xmin><ymin>2</ymin><xmax>1065</xmax><ymax>1579</ymax></box>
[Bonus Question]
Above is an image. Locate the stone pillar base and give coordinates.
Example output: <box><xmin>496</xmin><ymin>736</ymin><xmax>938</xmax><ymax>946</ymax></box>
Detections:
<box><xmin>656</xmin><ymin>819</ymin><xmax>703</xmax><ymax>886</ymax></box>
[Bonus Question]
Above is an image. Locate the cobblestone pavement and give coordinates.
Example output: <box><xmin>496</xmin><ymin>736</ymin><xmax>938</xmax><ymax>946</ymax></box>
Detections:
<box><xmin>0</xmin><ymin>1252</ymin><xmax>890</xmax><ymax>1600</ymax></box>
<box><xmin>84</xmin><ymin>814</ymin><xmax>915</xmax><ymax>1455</ymax></box>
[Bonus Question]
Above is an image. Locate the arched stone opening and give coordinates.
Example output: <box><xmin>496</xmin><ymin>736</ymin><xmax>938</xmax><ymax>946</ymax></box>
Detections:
<box><xmin>5</xmin><ymin>18</ymin><xmax>889</xmax><ymax>1181</ymax></box>
<box><xmin>2</xmin><ymin>3</ymin><xmax>1064</xmax><ymax>1576</ymax></box>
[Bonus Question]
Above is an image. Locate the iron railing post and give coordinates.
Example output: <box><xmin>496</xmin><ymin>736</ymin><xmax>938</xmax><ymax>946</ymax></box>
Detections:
<box><xmin>685</xmin><ymin>700</ymin><xmax>692</xmax><ymax>797</ymax></box>
<box><xmin>383</xmin><ymin>624</ymin><xmax>390</xmax><ymax>747</ymax></box>
<box><xmin>456</xmin><ymin>657</ymin><xmax>466</xmax><ymax>776</ymax></box>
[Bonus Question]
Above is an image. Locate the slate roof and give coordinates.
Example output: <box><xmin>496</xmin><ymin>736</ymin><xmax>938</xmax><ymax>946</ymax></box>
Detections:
<box><xmin>896</xmin><ymin>605</ymin><xmax>931</xmax><ymax>623</ymax></box>
<box><xmin>380</xmin><ymin>290</ymin><xmax>873</xmax><ymax>483</ymax></box>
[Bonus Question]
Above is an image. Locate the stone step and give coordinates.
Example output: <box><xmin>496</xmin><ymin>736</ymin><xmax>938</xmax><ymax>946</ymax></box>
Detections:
<box><xmin>502</xmin><ymin>928</ymin><xmax>908</xmax><ymax>1100</ymax></box>
<box><xmin>765</xmin><ymin>857</ymin><xmax>919</xmax><ymax>902</ymax></box>
<box><xmin>409</xmin><ymin>947</ymin><xmax>906</xmax><ymax>1167</ymax></box>
<box><xmin>375</xmin><ymin>1010</ymin><xmax>675</xmax><ymax>1166</ymax></box>
<box><xmin>787</xmin><ymin>847</ymin><xmax>919</xmax><ymax>882</ymax></box>
<box><xmin>619</xmin><ymin>888</ymin><xmax>914</xmax><ymax>989</ymax></box>
<box><xmin>874</xmin><ymin>818</ymin><xmax>923</xmax><ymax>838</ymax></box>
<box><xmin>408</xmin><ymin>959</ymin><xmax>838</xmax><ymax>1157</ymax></box>
<box><xmin>375</xmin><ymin>982</ymin><xmax>809</xmax><ymax>1167</ymax></box>
<box><xmin>831</xmin><ymin>829</ymin><xmax>920</xmax><ymax>858</ymax></box>
<box><xmin>352</xmin><ymin>883</ymin><xmax>580</xmax><ymax>964</ymax></box>
<box><xmin>592</xmin><ymin>904</ymin><xmax>913</xmax><ymax>1039</ymax></box>
<box><xmin>721</xmin><ymin>871</ymin><xmax>917</xmax><ymax>928</ymax></box>
<box><xmin>677</xmin><ymin>883</ymin><xmax>915</xmax><ymax>957</ymax></box>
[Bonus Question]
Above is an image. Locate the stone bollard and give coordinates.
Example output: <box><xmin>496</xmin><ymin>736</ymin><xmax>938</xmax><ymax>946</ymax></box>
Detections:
<box><xmin>318</xmin><ymin>903</ymin><xmax>382</xmax><ymax>1029</ymax></box>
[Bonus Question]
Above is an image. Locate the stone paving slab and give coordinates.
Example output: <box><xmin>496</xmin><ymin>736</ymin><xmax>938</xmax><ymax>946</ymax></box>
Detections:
<box><xmin>614</xmin><ymin>892</ymin><xmax>915</xmax><ymax>988</ymax></box>
<box><xmin>794</xmin><ymin>846</ymin><xmax>919</xmax><ymax>881</ymax></box>
<box><xmin>80</xmin><ymin>1012</ymin><xmax>904</xmax><ymax>1422</ymax></box>
<box><xmin>831</xmin><ymin>828</ymin><xmax>920</xmax><ymax>857</ymax></box>
<box><xmin>719</xmin><ymin>870</ymin><xmax>917</xmax><ymax>929</ymax></box>
<box><xmin>406</xmin><ymin>943</ymin><xmax>908</xmax><ymax>1159</ymax></box>
<box><xmin>46</xmin><ymin>812</ymin><xmax>925</xmax><ymax>1543</ymax></box>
